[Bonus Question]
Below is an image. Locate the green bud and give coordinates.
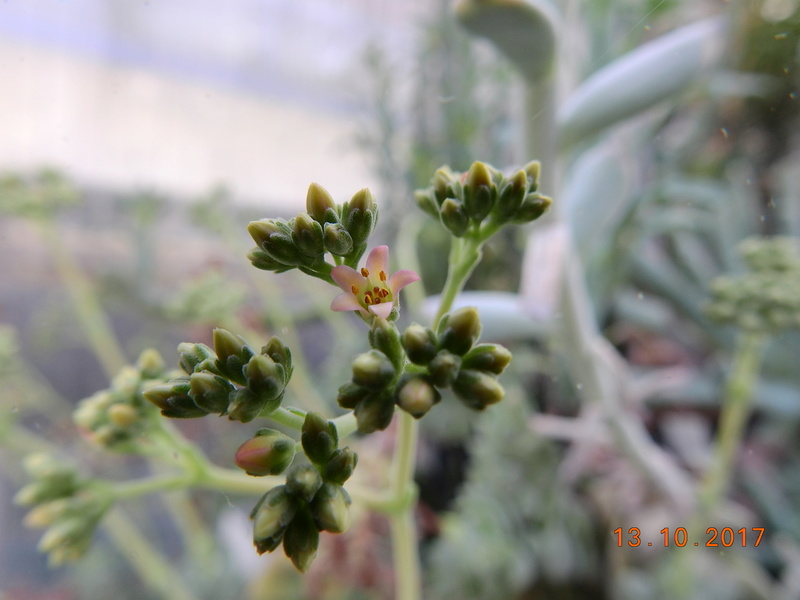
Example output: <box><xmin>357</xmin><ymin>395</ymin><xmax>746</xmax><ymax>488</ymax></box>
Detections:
<box><xmin>343</xmin><ymin>188</ymin><xmax>377</xmax><ymax>248</ymax></box>
<box><xmin>38</xmin><ymin>517</ymin><xmax>89</xmax><ymax>554</ymax></box>
<box><xmin>24</xmin><ymin>497</ymin><xmax>73</xmax><ymax>528</ymax></box>
<box><xmin>321</xmin><ymin>447</ymin><xmax>358</xmax><ymax>485</ymax></box>
<box><xmin>464</xmin><ymin>161</ymin><xmax>495</xmax><ymax>222</ymax></box>
<box><xmin>136</xmin><ymin>349</ymin><xmax>165</xmax><ymax>379</ymax></box>
<box><xmin>323</xmin><ymin>222</ymin><xmax>354</xmax><ymax>256</ymax></box>
<box><xmin>247</xmin><ymin>247</ymin><xmax>294</xmax><ymax>272</ymax></box>
<box><xmin>189</xmin><ymin>372</ymin><xmax>234</xmax><ymax>414</ymax></box>
<box><xmin>143</xmin><ymin>380</ymin><xmax>206</xmax><ymax>418</ymax></box>
<box><xmin>395</xmin><ymin>376</ymin><xmax>441</xmax><ymax>419</ymax></box>
<box><xmin>292</xmin><ymin>212</ymin><xmax>325</xmax><ymax>258</ymax></box>
<box><xmin>427</xmin><ymin>351</ymin><xmax>462</xmax><ymax>388</ymax></box>
<box><xmin>235</xmin><ymin>430</ymin><xmax>296</xmax><ymax>476</ymax></box>
<box><xmin>462</xmin><ymin>343</ymin><xmax>513</xmax><ymax>374</ymax></box>
<box><xmin>301</xmin><ymin>412</ymin><xmax>338</xmax><ymax>466</ymax></box>
<box><xmin>336</xmin><ymin>381</ymin><xmax>370</xmax><ymax>410</ymax></box>
<box><xmin>401</xmin><ymin>324</ymin><xmax>438</xmax><ymax>365</ymax></box>
<box><xmin>440</xmin><ymin>198</ymin><xmax>469</xmax><ymax>237</ymax></box>
<box><xmin>351</xmin><ymin>350</ymin><xmax>396</xmax><ymax>390</ymax></box>
<box><xmin>107</xmin><ymin>404</ymin><xmax>139</xmax><ymax>429</ymax></box>
<box><xmin>282</xmin><ymin>507</ymin><xmax>319</xmax><ymax>573</ymax></box>
<box><xmin>311</xmin><ymin>483</ymin><xmax>351</xmax><ymax>533</ymax></box>
<box><xmin>177</xmin><ymin>342</ymin><xmax>216</xmax><ymax>375</ymax></box>
<box><xmin>213</xmin><ymin>328</ymin><xmax>254</xmax><ymax>385</ymax></box>
<box><xmin>494</xmin><ymin>170</ymin><xmax>528</xmax><ymax>220</ymax></box>
<box><xmin>306</xmin><ymin>182</ymin><xmax>338</xmax><ymax>224</ymax></box>
<box><xmin>252</xmin><ymin>486</ymin><xmax>296</xmax><ymax>554</ymax></box>
<box><xmin>415</xmin><ymin>190</ymin><xmax>439</xmax><ymax>218</ymax></box>
<box><xmin>248</xmin><ymin>219</ymin><xmax>305</xmax><ymax>266</ymax></box>
<box><xmin>523</xmin><ymin>160</ymin><xmax>541</xmax><ymax>191</ymax></box>
<box><xmin>432</xmin><ymin>167</ymin><xmax>456</xmax><ymax>205</ymax></box>
<box><xmin>354</xmin><ymin>393</ymin><xmax>395</xmax><ymax>433</ymax></box>
<box><xmin>369</xmin><ymin>319</ymin><xmax>404</xmax><ymax>371</ymax></box>
<box><xmin>438</xmin><ymin>306</ymin><xmax>481</xmax><ymax>355</ymax></box>
<box><xmin>245</xmin><ymin>354</ymin><xmax>285</xmax><ymax>404</ymax></box>
<box><xmin>262</xmin><ymin>337</ymin><xmax>293</xmax><ymax>374</ymax></box>
<box><xmin>285</xmin><ymin>464</ymin><xmax>323</xmax><ymax>503</ymax></box>
<box><xmin>511</xmin><ymin>193</ymin><xmax>552</xmax><ymax>224</ymax></box>
<box><xmin>227</xmin><ymin>387</ymin><xmax>269</xmax><ymax>423</ymax></box>
<box><xmin>453</xmin><ymin>369</ymin><xmax>505</xmax><ymax>410</ymax></box>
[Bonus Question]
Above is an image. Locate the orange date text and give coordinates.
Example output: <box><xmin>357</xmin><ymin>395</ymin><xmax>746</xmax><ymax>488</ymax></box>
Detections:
<box><xmin>613</xmin><ymin>527</ymin><xmax>764</xmax><ymax>548</ymax></box>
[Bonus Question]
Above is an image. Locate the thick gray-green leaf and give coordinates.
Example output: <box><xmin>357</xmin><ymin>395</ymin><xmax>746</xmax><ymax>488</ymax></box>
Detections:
<box><xmin>454</xmin><ymin>0</ymin><xmax>559</xmax><ymax>82</ymax></box>
<box><xmin>558</xmin><ymin>16</ymin><xmax>726</xmax><ymax>148</ymax></box>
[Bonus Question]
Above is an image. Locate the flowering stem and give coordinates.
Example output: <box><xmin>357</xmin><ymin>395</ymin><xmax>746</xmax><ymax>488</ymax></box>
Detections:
<box><xmin>698</xmin><ymin>331</ymin><xmax>765</xmax><ymax>516</ymax></box>
<box><xmin>433</xmin><ymin>235</ymin><xmax>485</xmax><ymax>328</ymax></box>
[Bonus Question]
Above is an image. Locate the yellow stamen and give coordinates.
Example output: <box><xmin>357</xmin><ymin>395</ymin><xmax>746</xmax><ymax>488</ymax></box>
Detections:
<box><xmin>379</xmin><ymin>271</ymin><xmax>387</xmax><ymax>282</ymax></box>
<box><xmin>379</xmin><ymin>289</ymin><xmax>389</xmax><ymax>299</ymax></box>
<box><xmin>361</xmin><ymin>268</ymin><xmax>370</xmax><ymax>277</ymax></box>
<box><xmin>351</xmin><ymin>285</ymin><xmax>359</xmax><ymax>295</ymax></box>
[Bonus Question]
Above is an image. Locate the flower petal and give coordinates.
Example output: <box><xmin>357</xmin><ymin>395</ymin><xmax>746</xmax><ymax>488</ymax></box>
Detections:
<box><xmin>331</xmin><ymin>265</ymin><xmax>365</xmax><ymax>292</ymax></box>
<box><xmin>366</xmin><ymin>245</ymin><xmax>389</xmax><ymax>276</ymax></box>
<box><xmin>331</xmin><ymin>292</ymin><xmax>367</xmax><ymax>314</ymax></box>
<box><xmin>369</xmin><ymin>302</ymin><xmax>394</xmax><ymax>319</ymax></box>
<box><xmin>388</xmin><ymin>269</ymin><xmax>420</xmax><ymax>294</ymax></box>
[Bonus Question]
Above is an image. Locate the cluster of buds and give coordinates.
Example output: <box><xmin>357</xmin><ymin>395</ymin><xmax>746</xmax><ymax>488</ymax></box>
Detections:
<box><xmin>144</xmin><ymin>329</ymin><xmax>293</xmax><ymax>423</ymax></box>
<box><xmin>247</xmin><ymin>183</ymin><xmax>378</xmax><ymax>278</ymax></box>
<box><xmin>414</xmin><ymin>160</ymin><xmax>551</xmax><ymax>236</ymax></box>
<box><xmin>705</xmin><ymin>236</ymin><xmax>800</xmax><ymax>333</ymax></box>
<box><xmin>15</xmin><ymin>453</ymin><xmax>113</xmax><ymax>566</ymax></box>
<box><xmin>402</xmin><ymin>307</ymin><xmax>511</xmax><ymax>411</ymax></box>
<box><xmin>250</xmin><ymin>412</ymin><xmax>357</xmax><ymax>572</ymax></box>
<box><xmin>73</xmin><ymin>349</ymin><xmax>166</xmax><ymax>450</ymax></box>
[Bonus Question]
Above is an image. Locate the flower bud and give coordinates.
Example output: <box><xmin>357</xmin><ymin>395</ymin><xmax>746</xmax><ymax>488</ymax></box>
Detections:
<box><xmin>453</xmin><ymin>369</ymin><xmax>505</xmax><ymax>410</ymax></box>
<box><xmin>351</xmin><ymin>350</ymin><xmax>395</xmax><ymax>390</ymax></box>
<box><xmin>177</xmin><ymin>342</ymin><xmax>217</xmax><ymax>375</ymax></box>
<box><xmin>336</xmin><ymin>382</ymin><xmax>370</xmax><ymax>410</ymax></box>
<box><xmin>247</xmin><ymin>219</ymin><xmax>305</xmax><ymax>266</ymax></box>
<box><xmin>395</xmin><ymin>376</ymin><xmax>440</xmax><ymax>419</ymax></box>
<box><xmin>301</xmin><ymin>412</ymin><xmax>338</xmax><ymax>466</ymax></box>
<box><xmin>432</xmin><ymin>167</ymin><xmax>457</xmax><ymax>205</ymax></box>
<box><xmin>144</xmin><ymin>380</ymin><xmax>206</xmax><ymax>418</ymax></box>
<box><xmin>245</xmin><ymin>354</ymin><xmax>285</xmax><ymax>405</ymax></box>
<box><xmin>227</xmin><ymin>387</ymin><xmax>268</xmax><ymax>423</ymax></box>
<box><xmin>323</xmin><ymin>222</ymin><xmax>354</xmax><ymax>256</ymax></box>
<box><xmin>369</xmin><ymin>318</ymin><xmax>404</xmax><ymax>370</ymax></box>
<box><xmin>321</xmin><ymin>447</ymin><xmax>358</xmax><ymax>485</ymax></box>
<box><xmin>261</xmin><ymin>337</ymin><xmax>293</xmax><ymax>373</ymax></box>
<box><xmin>494</xmin><ymin>169</ymin><xmax>528</xmax><ymax>220</ymax></box>
<box><xmin>189</xmin><ymin>372</ymin><xmax>234</xmax><ymax>414</ymax></box>
<box><xmin>285</xmin><ymin>464</ymin><xmax>323</xmax><ymax>503</ymax></box>
<box><xmin>282</xmin><ymin>507</ymin><xmax>319</xmax><ymax>573</ymax></box>
<box><xmin>24</xmin><ymin>498</ymin><xmax>72</xmax><ymax>528</ymax></box>
<box><xmin>401</xmin><ymin>324</ymin><xmax>438</xmax><ymax>365</ymax></box>
<box><xmin>38</xmin><ymin>517</ymin><xmax>89</xmax><ymax>554</ymax></box>
<box><xmin>235</xmin><ymin>429</ymin><xmax>296</xmax><ymax>476</ymax></box>
<box><xmin>306</xmin><ymin>182</ymin><xmax>338</xmax><ymax>224</ymax></box>
<box><xmin>247</xmin><ymin>247</ymin><xmax>292</xmax><ymax>272</ymax></box>
<box><xmin>510</xmin><ymin>193</ymin><xmax>552</xmax><ymax>224</ymax></box>
<box><xmin>354</xmin><ymin>393</ymin><xmax>395</xmax><ymax>433</ymax></box>
<box><xmin>438</xmin><ymin>306</ymin><xmax>481</xmax><ymax>355</ymax></box>
<box><xmin>311</xmin><ymin>483</ymin><xmax>351</xmax><ymax>533</ymax></box>
<box><xmin>107</xmin><ymin>404</ymin><xmax>139</xmax><ymax>428</ymax></box>
<box><xmin>415</xmin><ymin>190</ymin><xmax>439</xmax><ymax>218</ymax></box>
<box><xmin>343</xmin><ymin>188</ymin><xmax>377</xmax><ymax>248</ymax></box>
<box><xmin>136</xmin><ymin>349</ymin><xmax>165</xmax><ymax>379</ymax></box>
<box><xmin>427</xmin><ymin>351</ymin><xmax>461</xmax><ymax>388</ymax></box>
<box><xmin>252</xmin><ymin>486</ymin><xmax>296</xmax><ymax>554</ymax></box>
<box><xmin>464</xmin><ymin>161</ymin><xmax>495</xmax><ymax>222</ymax></box>
<box><xmin>523</xmin><ymin>160</ymin><xmax>541</xmax><ymax>190</ymax></box>
<box><xmin>440</xmin><ymin>198</ymin><xmax>470</xmax><ymax>237</ymax></box>
<box><xmin>213</xmin><ymin>328</ymin><xmax>254</xmax><ymax>385</ymax></box>
<box><xmin>462</xmin><ymin>343</ymin><xmax>513</xmax><ymax>375</ymax></box>
<box><xmin>292</xmin><ymin>212</ymin><xmax>325</xmax><ymax>258</ymax></box>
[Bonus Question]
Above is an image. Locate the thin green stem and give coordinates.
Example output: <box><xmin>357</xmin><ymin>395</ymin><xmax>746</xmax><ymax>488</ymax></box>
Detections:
<box><xmin>698</xmin><ymin>332</ymin><xmax>765</xmax><ymax>516</ymax></box>
<box><xmin>390</xmin><ymin>510</ymin><xmax>422</xmax><ymax>600</ymax></box>
<box><xmin>433</xmin><ymin>236</ymin><xmax>484</xmax><ymax>328</ymax></box>
<box><xmin>102</xmin><ymin>509</ymin><xmax>200</xmax><ymax>600</ymax></box>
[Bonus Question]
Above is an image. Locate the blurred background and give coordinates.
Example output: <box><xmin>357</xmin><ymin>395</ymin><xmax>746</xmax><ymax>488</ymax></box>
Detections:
<box><xmin>2</xmin><ymin>0</ymin><xmax>800</xmax><ymax>599</ymax></box>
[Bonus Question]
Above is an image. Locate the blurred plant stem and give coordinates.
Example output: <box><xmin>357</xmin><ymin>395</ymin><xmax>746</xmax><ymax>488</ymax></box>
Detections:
<box><xmin>37</xmin><ymin>219</ymin><xmax>128</xmax><ymax>379</ymax></box>
<box><xmin>698</xmin><ymin>332</ymin><xmax>765</xmax><ymax>515</ymax></box>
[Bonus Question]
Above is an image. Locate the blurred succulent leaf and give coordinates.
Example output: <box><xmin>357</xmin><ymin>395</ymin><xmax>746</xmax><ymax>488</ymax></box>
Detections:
<box><xmin>558</xmin><ymin>16</ymin><xmax>727</xmax><ymax>148</ymax></box>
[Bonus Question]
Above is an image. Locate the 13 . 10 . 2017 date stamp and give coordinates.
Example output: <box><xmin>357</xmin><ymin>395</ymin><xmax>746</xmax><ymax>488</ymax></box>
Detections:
<box><xmin>613</xmin><ymin>527</ymin><xmax>765</xmax><ymax>548</ymax></box>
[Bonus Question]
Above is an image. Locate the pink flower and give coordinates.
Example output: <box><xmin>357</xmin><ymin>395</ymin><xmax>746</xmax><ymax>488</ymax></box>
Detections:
<box><xmin>330</xmin><ymin>246</ymin><xmax>419</xmax><ymax>319</ymax></box>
